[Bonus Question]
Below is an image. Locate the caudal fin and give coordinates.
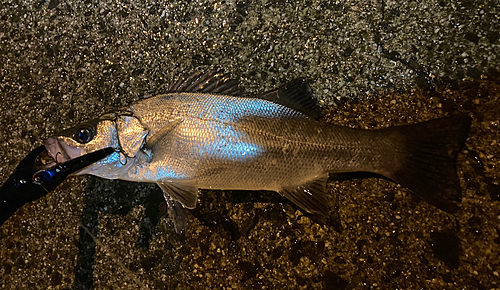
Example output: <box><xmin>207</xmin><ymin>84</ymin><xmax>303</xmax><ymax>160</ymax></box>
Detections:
<box><xmin>385</xmin><ymin>115</ymin><xmax>471</xmax><ymax>213</ymax></box>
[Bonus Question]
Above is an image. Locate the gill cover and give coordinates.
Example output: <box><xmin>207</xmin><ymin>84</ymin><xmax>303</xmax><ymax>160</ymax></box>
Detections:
<box><xmin>116</xmin><ymin>115</ymin><xmax>149</xmax><ymax>158</ymax></box>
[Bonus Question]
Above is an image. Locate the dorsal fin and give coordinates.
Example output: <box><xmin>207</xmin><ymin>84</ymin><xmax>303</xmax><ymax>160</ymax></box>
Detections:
<box><xmin>166</xmin><ymin>71</ymin><xmax>320</xmax><ymax>119</ymax></box>
<box><xmin>166</xmin><ymin>70</ymin><xmax>241</xmax><ymax>96</ymax></box>
<box><xmin>253</xmin><ymin>78</ymin><xmax>321</xmax><ymax>120</ymax></box>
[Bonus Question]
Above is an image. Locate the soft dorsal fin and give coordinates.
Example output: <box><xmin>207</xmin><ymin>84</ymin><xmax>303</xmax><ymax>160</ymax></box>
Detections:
<box><xmin>166</xmin><ymin>70</ymin><xmax>241</xmax><ymax>96</ymax></box>
<box><xmin>278</xmin><ymin>174</ymin><xmax>330</xmax><ymax>216</ymax></box>
<box><xmin>253</xmin><ymin>78</ymin><xmax>321</xmax><ymax>120</ymax></box>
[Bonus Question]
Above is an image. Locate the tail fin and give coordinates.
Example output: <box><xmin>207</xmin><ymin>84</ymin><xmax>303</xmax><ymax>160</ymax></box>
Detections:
<box><xmin>384</xmin><ymin>115</ymin><xmax>471</xmax><ymax>213</ymax></box>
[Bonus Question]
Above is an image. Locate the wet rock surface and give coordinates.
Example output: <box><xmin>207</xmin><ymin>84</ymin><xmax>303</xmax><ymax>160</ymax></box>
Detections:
<box><xmin>1</xmin><ymin>0</ymin><xmax>499</xmax><ymax>289</ymax></box>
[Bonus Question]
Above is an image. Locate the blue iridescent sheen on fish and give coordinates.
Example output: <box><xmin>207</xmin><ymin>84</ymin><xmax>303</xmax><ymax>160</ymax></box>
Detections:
<box><xmin>43</xmin><ymin>71</ymin><xmax>471</xmax><ymax>233</ymax></box>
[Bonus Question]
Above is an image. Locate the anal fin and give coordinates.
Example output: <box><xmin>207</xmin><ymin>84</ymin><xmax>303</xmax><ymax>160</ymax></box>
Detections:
<box><xmin>279</xmin><ymin>174</ymin><xmax>330</xmax><ymax>216</ymax></box>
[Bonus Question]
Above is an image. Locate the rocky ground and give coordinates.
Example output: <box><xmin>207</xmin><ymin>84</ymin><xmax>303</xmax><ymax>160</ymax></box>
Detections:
<box><xmin>1</xmin><ymin>0</ymin><xmax>499</xmax><ymax>289</ymax></box>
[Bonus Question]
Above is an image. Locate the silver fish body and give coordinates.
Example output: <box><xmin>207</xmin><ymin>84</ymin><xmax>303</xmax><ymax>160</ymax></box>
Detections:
<box><xmin>44</xmin><ymin>74</ymin><xmax>470</xmax><ymax>231</ymax></box>
<box><xmin>133</xmin><ymin>93</ymin><xmax>399</xmax><ymax>188</ymax></box>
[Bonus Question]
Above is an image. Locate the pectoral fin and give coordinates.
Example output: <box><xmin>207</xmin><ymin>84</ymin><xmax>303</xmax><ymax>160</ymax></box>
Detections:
<box><xmin>279</xmin><ymin>175</ymin><xmax>330</xmax><ymax>216</ymax></box>
<box><xmin>156</xmin><ymin>179</ymin><xmax>199</xmax><ymax>209</ymax></box>
<box><xmin>162</xmin><ymin>191</ymin><xmax>187</xmax><ymax>234</ymax></box>
<box><xmin>145</xmin><ymin>119</ymin><xmax>182</xmax><ymax>149</ymax></box>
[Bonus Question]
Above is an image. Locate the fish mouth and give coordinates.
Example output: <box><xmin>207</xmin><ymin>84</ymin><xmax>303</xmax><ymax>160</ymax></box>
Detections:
<box><xmin>44</xmin><ymin>138</ymin><xmax>86</xmax><ymax>164</ymax></box>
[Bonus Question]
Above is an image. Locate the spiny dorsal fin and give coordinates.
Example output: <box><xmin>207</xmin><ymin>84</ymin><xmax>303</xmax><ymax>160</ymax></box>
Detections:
<box><xmin>253</xmin><ymin>78</ymin><xmax>321</xmax><ymax>120</ymax></box>
<box><xmin>166</xmin><ymin>70</ymin><xmax>241</xmax><ymax>96</ymax></box>
<box><xmin>278</xmin><ymin>174</ymin><xmax>330</xmax><ymax>216</ymax></box>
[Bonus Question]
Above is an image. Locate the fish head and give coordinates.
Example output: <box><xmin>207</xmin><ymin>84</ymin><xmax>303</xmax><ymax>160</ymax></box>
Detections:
<box><xmin>44</xmin><ymin>113</ymin><xmax>148</xmax><ymax>178</ymax></box>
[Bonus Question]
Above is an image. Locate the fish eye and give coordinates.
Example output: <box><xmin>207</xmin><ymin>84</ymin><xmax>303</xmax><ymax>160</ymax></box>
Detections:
<box><xmin>74</xmin><ymin>126</ymin><xmax>95</xmax><ymax>144</ymax></box>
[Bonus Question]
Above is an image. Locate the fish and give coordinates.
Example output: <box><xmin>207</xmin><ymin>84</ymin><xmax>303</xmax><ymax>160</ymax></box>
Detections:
<box><xmin>44</xmin><ymin>71</ymin><xmax>471</xmax><ymax>232</ymax></box>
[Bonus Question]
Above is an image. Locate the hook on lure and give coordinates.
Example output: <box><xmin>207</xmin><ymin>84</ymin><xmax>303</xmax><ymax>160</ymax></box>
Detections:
<box><xmin>33</xmin><ymin>147</ymin><xmax>117</xmax><ymax>188</ymax></box>
<box><xmin>1</xmin><ymin>146</ymin><xmax>115</xmax><ymax>227</ymax></box>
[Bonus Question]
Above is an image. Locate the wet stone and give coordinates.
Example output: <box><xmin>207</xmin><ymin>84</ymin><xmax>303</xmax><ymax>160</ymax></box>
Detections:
<box><xmin>343</xmin><ymin>47</ymin><xmax>353</xmax><ymax>57</ymax></box>
<box><xmin>51</xmin><ymin>270</ymin><xmax>63</xmax><ymax>286</ymax></box>
<box><xmin>467</xmin><ymin>68</ymin><xmax>482</xmax><ymax>79</ymax></box>
<box><xmin>239</xmin><ymin>261</ymin><xmax>260</xmax><ymax>283</ymax></box>
<box><xmin>322</xmin><ymin>271</ymin><xmax>348</xmax><ymax>290</ymax></box>
<box><xmin>295</xmin><ymin>275</ymin><xmax>307</xmax><ymax>286</ymax></box>
<box><xmin>488</xmin><ymin>183</ymin><xmax>500</xmax><ymax>201</ymax></box>
<box><xmin>1</xmin><ymin>0</ymin><xmax>500</xmax><ymax>288</ymax></box>
<box><xmin>48</xmin><ymin>0</ymin><xmax>59</xmax><ymax>10</ymax></box>
<box><xmin>487</xmin><ymin>31</ymin><xmax>499</xmax><ymax>44</ymax></box>
<box><xmin>140</xmin><ymin>255</ymin><xmax>160</xmax><ymax>271</ymax></box>
<box><xmin>430</xmin><ymin>232</ymin><xmax>460</xmax><ymax>269</ymax></box>
<box><xmin>442</xmin><ymin>272</ymin><xmax>454</xmax><ymax>283</ymax></box>
<box><xmin>465</xmin><ymin>32</ymin><xmax>481</xmax><ymax>45</ymax></box>
<box><xmin>270</xmin><ymin>247</ymin><xmax>284</xmax><ymax>260</ymax></box>
<box><xmin>467</xmin><ymin>215</ymin><xmax>483</xmax><ymax>236</ymax></box>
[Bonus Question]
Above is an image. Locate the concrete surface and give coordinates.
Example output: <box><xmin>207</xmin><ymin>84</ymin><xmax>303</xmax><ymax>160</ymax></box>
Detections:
<box><xmin>0</xmin><ymin>0</ymin><xmax>499</xmax><ymax>289</ymax></box>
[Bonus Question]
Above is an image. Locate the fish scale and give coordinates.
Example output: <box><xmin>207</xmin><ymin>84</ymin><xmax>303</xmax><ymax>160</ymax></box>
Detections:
<box><xmin>44</xmin><ymin>73</ymin><xmax>470</xmax><ymax>232</ymax></box>
<box><xmin>129</xmin><ymin>93</ymin><xmax>373</xmax><ymax>188</ymax></box>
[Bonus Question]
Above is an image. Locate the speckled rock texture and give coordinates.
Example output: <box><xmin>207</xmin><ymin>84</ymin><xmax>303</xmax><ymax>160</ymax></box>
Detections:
<box><xmin>1</xmin><ymin>0</ymin><xmax>499</xmax><ymax>289</ymax></box>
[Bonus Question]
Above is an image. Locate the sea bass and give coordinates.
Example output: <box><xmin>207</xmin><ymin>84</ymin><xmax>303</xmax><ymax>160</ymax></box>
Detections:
<box><xmin>44</xmin><ymin>72</ymin><xmax>470</xmax><ymax>232</ymax></box>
